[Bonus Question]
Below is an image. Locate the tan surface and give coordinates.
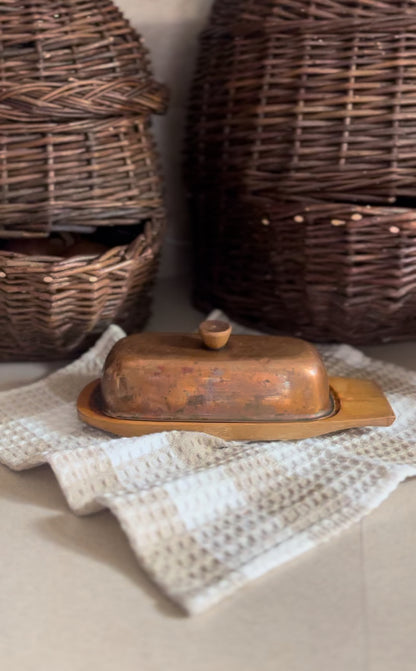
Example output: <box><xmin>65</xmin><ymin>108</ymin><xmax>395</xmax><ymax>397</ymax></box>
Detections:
<box><xmin>1</xmin><ymin>278</ymin><xmax>416</xmax><ymax>670</ymax></box>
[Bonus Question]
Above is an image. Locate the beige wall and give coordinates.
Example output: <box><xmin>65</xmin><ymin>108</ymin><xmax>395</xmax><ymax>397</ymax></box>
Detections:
<box><xmin>114</xmin><ymin>0</ymin><xmax>214</xmax><ymax>277</ymax></box>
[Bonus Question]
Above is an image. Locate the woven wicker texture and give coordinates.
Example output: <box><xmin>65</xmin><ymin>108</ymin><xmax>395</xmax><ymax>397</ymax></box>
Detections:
<box><xmin>0</xmin><ymin>217</ymin><xmax>163</xmax><ymax>360</ymax></box>
<box><xmin>0</xmin><ymin>0</ymin><xmax>167</xmax><ymax>359</ymax></box>
<box><xmin>209</xmin><ymin>0</ymin><xmax>416</xmax><ymax>24</ymax></box>
<box><xmin>187</xmin><ymin>0</ymin><xmax>416</xmax><ymax>343</ymax></box>
<box><xmin>192</xmin><ymin>197</ymin><xmax>416</xmax><ymax>344</ymax></box>
<box><xmin>0</xmin><ymin>0</ymin><xmax>167</xmax><ymax>120</ymax></box>
<box><xmin>189</xmin><ymin>15</ymin><xmax>416</xmax><ymax>204</ymax></box>
<box><xmin>0</xmin><ymin>116</ymin><xmax>163</xmax><ymax>237</ymax></box>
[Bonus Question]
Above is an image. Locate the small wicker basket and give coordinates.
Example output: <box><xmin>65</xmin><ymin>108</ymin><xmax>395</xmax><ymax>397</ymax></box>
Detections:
<box><xmin>0</xmin><ymin>0</ymin><xmax>167</xmax><ymax>121</ymax></box>
<box><xmin>0</xmin><ymin>216</ymin><xmax>163</xmax><ymax>360</ymax></box>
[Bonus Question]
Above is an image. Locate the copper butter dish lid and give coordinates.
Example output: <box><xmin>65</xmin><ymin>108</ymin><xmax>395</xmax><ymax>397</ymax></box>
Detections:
<box><xmin>77</xmin><ymin>320</ymin><xmax>395</xmax><ymax>440</ymax></box>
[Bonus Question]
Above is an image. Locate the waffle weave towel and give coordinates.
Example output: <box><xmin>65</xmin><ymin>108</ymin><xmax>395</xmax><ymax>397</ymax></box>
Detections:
<box><xmin>1</xmin><ymin>321</ymin><xmax>415</xmax><ymax>614</ymax></box>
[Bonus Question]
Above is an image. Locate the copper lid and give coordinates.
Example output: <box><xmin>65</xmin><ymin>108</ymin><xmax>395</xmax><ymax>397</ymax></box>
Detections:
<box><xmin>100</xmin><ymin>320</ymin><xmax>333</xmax><ymax>423</ymax></box>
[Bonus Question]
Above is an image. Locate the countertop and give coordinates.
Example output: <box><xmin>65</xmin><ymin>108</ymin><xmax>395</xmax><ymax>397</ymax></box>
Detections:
<box><xmin>1</xmin><ymin>277</ymin><xmax>415</xmax><ymax>671</ymax></box>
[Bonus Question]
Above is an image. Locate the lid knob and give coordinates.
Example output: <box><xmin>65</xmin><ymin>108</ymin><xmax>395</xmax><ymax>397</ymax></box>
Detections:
<box><xmin>199</xmin><ymin>319</ymin><xmax>232</xmax><ymax>350</ymax></box>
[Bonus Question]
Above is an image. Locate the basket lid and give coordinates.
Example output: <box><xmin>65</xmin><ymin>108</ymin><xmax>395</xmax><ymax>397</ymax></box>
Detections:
<box><xmin>0</xmin><ymin>0</ymin><xmax>167</xmax><ymax>121</ymax></box>
<box><xmin>100</xmin><ymin>319</ymin><xmax>334</xmax><ymax>422</ymax></box>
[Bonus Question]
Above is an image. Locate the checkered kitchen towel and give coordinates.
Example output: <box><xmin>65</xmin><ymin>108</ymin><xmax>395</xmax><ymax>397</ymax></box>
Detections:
<box><xmin>1</xmin><ymin>320</ymin><xmax>416</xmax><ymax>614</ymax></box>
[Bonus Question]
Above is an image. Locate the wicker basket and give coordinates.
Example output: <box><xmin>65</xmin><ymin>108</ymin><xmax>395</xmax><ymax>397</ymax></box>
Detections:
<box><xmin>187</xmin><ymin>0</ymin><xmax>416</xmax><ymax>343</ymax></box>
<box><xmin>0</xmin><ymin>116</ymin><xmax>163</xmax><ymax>238</ymax></box>
<box><xmin>0</xmin><ymin>216</ymin><xmax>163</xmax><ymax>360</ymax></box>
<box><xmin>192</xmin><ymin>196</ymin><xmax>416</xmax><ymax>344</ymax></box>
<box><xmin>0</xmin><ymin>0</ymin><xmax>167</xmax><ymax>359</ymax></box>
<box><xmin>0</xmin><ymin>0</ymin><xmax>167</xmax><ymax>121</ymax></box>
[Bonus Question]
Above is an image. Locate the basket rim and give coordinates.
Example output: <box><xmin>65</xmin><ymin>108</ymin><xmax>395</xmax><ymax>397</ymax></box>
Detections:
<box><xmin>0</xmin><ymin>115</ymin><xmax>154</xmax><ymax>132</ymax></box>
<box><xmin>0</xmin><ymin>219</ymin><xmax>163</xmax><ymax>271</ymax></box>
<box><xmin>201</xmin><ymin>14</ymin><xmax>416</xmax><ymax>39</ymax></box>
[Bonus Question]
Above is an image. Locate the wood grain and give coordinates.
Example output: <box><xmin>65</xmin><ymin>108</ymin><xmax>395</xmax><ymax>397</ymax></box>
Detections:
<box><xmin>77</xmin><ymin>377</ymin><xmax>395</xmax><ymax>441</ymax></box>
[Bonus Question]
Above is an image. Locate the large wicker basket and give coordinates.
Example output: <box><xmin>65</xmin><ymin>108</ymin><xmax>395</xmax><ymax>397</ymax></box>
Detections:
<box><xmin>187</xmin><ymin>0</ymin><xmax>416</xmax><ymax>343</ymax></box>
<box><xmin>0</xmin><ymin>0</ymin><xmax>167</xmax><ymax>121</ymax></box>
<box><xmin>0</xmin><ymin>216</ymin><xmax>163</xmax><ymax>360</ymax></box>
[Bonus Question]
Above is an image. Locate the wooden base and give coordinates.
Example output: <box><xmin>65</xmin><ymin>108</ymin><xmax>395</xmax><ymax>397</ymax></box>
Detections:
<box><xmin>77</xmin><ymin>377</ymin><xmax>395</xmax><ymax>441</ymax></box>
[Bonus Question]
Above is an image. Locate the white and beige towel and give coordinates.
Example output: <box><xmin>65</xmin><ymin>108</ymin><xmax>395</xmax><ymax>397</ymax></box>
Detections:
<box><xmin>0</xmin><ymin>321</ymin><xmax>415</xmax><ymax>614</ymax></box>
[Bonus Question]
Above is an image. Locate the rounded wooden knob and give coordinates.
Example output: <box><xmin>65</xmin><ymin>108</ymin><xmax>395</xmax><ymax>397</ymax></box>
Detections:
<box><xmin>199</xmin><ymin>319</ymin><xmax>232</xmax><ymax>350</ymax></box>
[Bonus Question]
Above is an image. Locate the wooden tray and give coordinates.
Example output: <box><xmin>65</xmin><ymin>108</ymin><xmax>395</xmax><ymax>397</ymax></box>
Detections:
<box><xmin>77</xmin><ymin>377</ymin><xmax>395</xmax><ymax>441</ymax></box>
